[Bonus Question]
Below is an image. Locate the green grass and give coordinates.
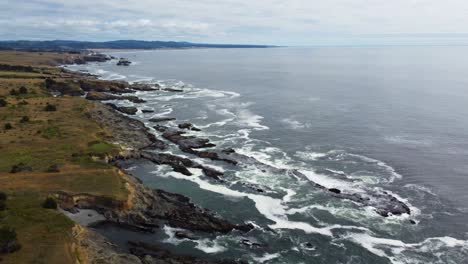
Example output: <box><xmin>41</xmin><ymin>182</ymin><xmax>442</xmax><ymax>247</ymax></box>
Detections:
<box><xmin>0</xmin><ymin>52</ymin><xmax>131</xmax><ymax>263</ymax></box>
<box><xmin>0</xmin><ymin>71</ymin><xmax>47</xmax><ymax>79</ymax></box>
<box><xmin>41</xmin><ymin>126</ymin><xmax>62</xmax><ymax>139</ymax></box>
<box><xmin>88</xmin><ymin>141</ymin><xmax>118</xmax><ymax>156</ymax></box>
<box><xmin>0</xmin><ymin>193</ymin><xmax>75</xmax><ymax>264</ymax></box>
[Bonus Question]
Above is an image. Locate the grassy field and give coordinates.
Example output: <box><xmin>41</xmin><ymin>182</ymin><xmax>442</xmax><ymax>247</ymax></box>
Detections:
<box><xmin>0</xmin><ymin>51</ymin><xmax>128</xmax><ymax>263</ymax></box>
<box><xmin>0</xmin><ymin>51</ymin><xmax>82</xmax><ymax>66</ymax></box>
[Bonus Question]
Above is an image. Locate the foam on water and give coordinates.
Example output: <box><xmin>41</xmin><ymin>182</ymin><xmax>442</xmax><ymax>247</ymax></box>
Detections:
<box><xmin>194</xmin><ymin>238</ymin><xmax>227</xmax><ymax>254</ymax></box>
<box><xmin>281</xmin><ymin>117</ymin><xmax>311</xmax><ymax>130</ymax></box>
<box><xmin>66</xmin><ymin>58</ymin><xmax>462</xmax><ymax>263</ymax></box>
<box><xmin>345</xmin><ymin>232</ymin><xmax>468</xmax><ymax>264</ymax></box>
<box><xmin>252</xmin><ymin>253</ymin><xmax>281</xmax><ymax>263</ymax></box>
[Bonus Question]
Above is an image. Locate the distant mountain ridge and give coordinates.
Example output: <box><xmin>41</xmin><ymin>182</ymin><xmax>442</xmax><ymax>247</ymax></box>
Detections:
<box><xmin>0</xmin><ymin>40</ymin><xmax>273</xmax><ymax>51</ymax></box>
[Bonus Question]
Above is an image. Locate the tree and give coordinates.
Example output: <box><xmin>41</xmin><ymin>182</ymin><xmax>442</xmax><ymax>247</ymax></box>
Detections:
<box><xmin>0</xmin><ymin>98</ymin><xmax>6</xmax><ymax>107</ymax></box>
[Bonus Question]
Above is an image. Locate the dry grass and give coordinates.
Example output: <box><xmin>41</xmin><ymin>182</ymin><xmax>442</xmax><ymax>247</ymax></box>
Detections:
<box><xmin>0</xmin><ymin>51</ymin><xmax>83</xmax><ymax>66</ymax></box>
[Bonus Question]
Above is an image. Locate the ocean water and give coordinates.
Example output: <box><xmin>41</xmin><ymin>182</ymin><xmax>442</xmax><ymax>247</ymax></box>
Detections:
<box><xmin>67</xmin><ymin>47</ymin><xmax>468</xmax><ymax>263</ymax></box>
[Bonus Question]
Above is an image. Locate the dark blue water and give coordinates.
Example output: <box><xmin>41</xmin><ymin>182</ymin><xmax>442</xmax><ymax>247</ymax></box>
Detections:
<box><xmin>68</xmin><ymin>47</ymin><xmax>468</xmax><ymax>263</ymax></box>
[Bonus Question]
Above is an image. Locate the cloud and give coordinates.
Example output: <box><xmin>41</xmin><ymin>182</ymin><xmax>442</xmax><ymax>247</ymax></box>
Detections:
<box><xmin>2</xmin><ymin>0</ymin><xmax>468</xmax><ymax>45</ymax></box>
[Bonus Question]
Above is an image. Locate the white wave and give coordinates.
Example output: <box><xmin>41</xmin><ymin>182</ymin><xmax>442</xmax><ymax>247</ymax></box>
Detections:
<box><xmin>236</xmin><ymin>108</ymin><xmax>269</xmax><ymax>130</ymax></box>
<box><xmin>253</xmin><ymin>253</ymin><xmax>281</xmax><ymax>263</ymax></box>
<box><xmin>347</xmin><ymin>153</ymin><xmax>402</xmax><ymax>182</ymax></box>
<box><xmin>195</xmin><ymin>238</ymin><xmax>227</xmax><ymax>254</ymax></box>
<box><xmin>295</xmin><ymin>151</ymin><xmax>328</xmax><ymax>161</ymax></box>
<box><xmin>162</xmin><ymin>225</ymin><xmax>185</xmax><ymax>245</ymax></box>
<box><xmin>384</xmin><ymin>135</ymin><xmax>433</xmax><ymax>147</ymax></box>
<box><xmin>164</xmin><ymin>169</ymin><xmax>334</xmax><ymax>236</ymax></box>
<box><xmin>149</xmin><ymin>107</ymin><xmax>173</xmax><ymax>117</ymax></box>
<box><xmin>281</xmin><ymin>117</ymin><xmax>311</xmax><ymax>130</ymax></box>
<box><xmin>345</xmin><ymin>232</ymin><xmax>468</xmax><ymax>264</ymax></box>
<box><xmin>299</xmin><ymin>170</ymin><xmax>359</xmax><ymax>191</ymax></box>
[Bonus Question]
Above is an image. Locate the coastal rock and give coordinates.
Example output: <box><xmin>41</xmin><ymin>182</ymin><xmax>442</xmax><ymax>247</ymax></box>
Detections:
<box><xmin>291</xmin><ymin>170</ymin><xmax>411</xmax><ymax>217</ymax></box>
<box><xmin>73</xmin><ymin>225</ymin><xmax>142</xmax><ymax>264</ymax></box>
<box><xmin>158</xmin><ymin>127</ymin><xmax>216</xmax><ymax>149</ymax></box>
<box><xmin>86</xmin><ymin>91</ymin><xmax>120</xmax><ymax>101</ymax></box>
<box><xmin>178</xmin><ymin>123</ymin><xmax>201</xmax><ymax>131</ymax></box>
<box><xmin>88</xmin><ymin>103</ymin><xmax>166</xmax><ymax>150</ymax></box>
<box><xmin>44</xmin><ymin>78</ymin><xmax>84</xmax><ymax>96</ymax></box>
<box><xmin>117</xmin><ymin>58</ymin><xmax>132</xmax><ymax>66</ymax></box>
<box><xmin>174</xmin><ymin>231</ymin><xmax>198</xmax><ymax>240</ymax></box>
<box><xmin>240</xmin><ymin>238</ymin><xmax>263</xmax><ymax>248</ymax></box>
<box><xmin>149</xmin><ymin>117</ymin><xmax>176</xmax><ymax>123</ymax></box>
<box><xmin>163</xmin><ymin>88</ymin><xmax>183</xmax><ymax>92</ymax></box>
<box><xmin>141</xmin><ymin>109</ymin><xmax>155</xmax><ymax>113</ymax></box>
<box><xmin>130</xmin><ymin>83</ymin><xmax>159</xmax><ymax>91</ymax></box>
<box><xmin>106</xmin><ymin>103</ymin><xmax>138</xmax><ymax>115</ymax></box>
<box><xmin>79</xmin><ymin>79</ymin><xmax>133</xmax><ymax>94</ymax></box>
<box><xmin>86</xmin><ymin>91</ymin><xmax>146</xmax><ymax>103</ymax></box>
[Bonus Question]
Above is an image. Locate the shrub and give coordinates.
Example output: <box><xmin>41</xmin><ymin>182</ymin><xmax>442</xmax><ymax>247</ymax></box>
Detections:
<box><xmin>46</xmin><ymin>164</ymin><xmax>60</xmax><ymax>173</ymax></box>
<box><xmin>10</xmin><ymin>163</ymin><xmax>32</xmax><ymax>173</ymax></box>
<box><xmin>0</xmin><ymin>193</ymin><xmax>6</xmax><ymax>210</ymax></box>
<box><xmin>19</xmin><ymin>86</ymin><xmax>28</xmax><ymax>94</ymax></box>
<box><xmin>4</xmin><ymin>123</ymin><xmax>12</xmax><ymax>130</ymax></box>
<box><xmin>9</xmin><ymin>89</ymin><xmax>19</xmax><ymax>96</ymax></box>
<box><xmin>45</xmin><ymin>78</ymin><xmax>55</xmax><ymax>89</ymax></box>
<box><xmin>20</xmin><ymin>116</ymin><xmax>29</xmax><ymax>123</ymax></box>
<box><xmin>44</xmin><ymin>103</ymin><xmax>57</xmax><ymax>112</ymax></box>
<box><xmin>0</xmin><ymin>98</ymin><xmax>6</xmax><ymax>107</ymax></box>
<box><xmin>0</xmin><ymin>227</ymin><xmax>21</xmax><ymax>253</ymax></box>
<box><xmin>42</xmin><ymin>197</ymin><xmax>57</xmax><ymax>209</ymax></box>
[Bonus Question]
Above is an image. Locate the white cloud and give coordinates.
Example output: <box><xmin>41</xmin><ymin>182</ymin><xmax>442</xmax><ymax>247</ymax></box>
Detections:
<box><xmin>2</xmin><ymin>0</ymin><xmax>468</xmax><ymax>44</ymax></box>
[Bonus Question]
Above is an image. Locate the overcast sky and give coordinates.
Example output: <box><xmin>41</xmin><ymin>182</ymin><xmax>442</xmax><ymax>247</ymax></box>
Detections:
<box><xmin>2</xmin><ymin>0</ymin><xmax>468</xmax><ymax>45</ymax></box>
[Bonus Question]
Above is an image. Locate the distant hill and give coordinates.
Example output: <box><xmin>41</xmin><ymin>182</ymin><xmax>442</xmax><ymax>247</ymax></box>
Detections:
<box><xmin>0</xmin><ymin>40</ymin><xmax>273</xmax><ymax>52</ymax></box>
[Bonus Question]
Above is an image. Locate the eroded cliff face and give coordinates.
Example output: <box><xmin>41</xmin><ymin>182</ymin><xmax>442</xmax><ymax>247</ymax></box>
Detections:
<box><xmin>72</xmin><ymin>225</ymin><xmax>142</xmax><ymax>264</ymax></box>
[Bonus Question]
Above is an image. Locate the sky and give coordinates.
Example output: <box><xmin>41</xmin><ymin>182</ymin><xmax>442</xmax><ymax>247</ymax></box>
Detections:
<box><xmin>2</xmin><ymin>0</ymin><xmax>468</xmax><ymax>45</ymax></box>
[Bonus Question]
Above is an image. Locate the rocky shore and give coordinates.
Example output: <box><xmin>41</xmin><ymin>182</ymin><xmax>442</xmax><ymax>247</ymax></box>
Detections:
<box><xmin>48</xmin><ymin>54</ymin><xmax>414</xmax><ymax>263</ymax></box>
<box><xmin>40</xmin><ymin>65</ymin><xmax>252</xmax><ymax>263</ymax></box>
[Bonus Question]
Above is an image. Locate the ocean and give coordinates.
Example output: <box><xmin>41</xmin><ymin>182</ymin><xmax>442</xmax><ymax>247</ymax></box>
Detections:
<box><xmin>67</xmin><ymin>46</ymin><xmax>468</xmax><ymax>263</ymax></box>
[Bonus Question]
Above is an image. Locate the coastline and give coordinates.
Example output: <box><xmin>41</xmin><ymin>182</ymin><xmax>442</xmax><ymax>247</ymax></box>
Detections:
<box><xmin>61</xmin><ymin>54</ymin><xmax>416</xmax><ymax>262</ymax></box>
<box><xmin>55</xmin><ymin>57</ymin><xmax>253</xmax><ymax>263</ymax></box>
<box><xmin>0</xmin><ymin>51</ymin><xmax>249</xmax><ymax>264</ymax></box>
<box><xmin>0</xmin><ymin>50</ymin><xmax>427</xmax><ymax>263</ymax></box>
